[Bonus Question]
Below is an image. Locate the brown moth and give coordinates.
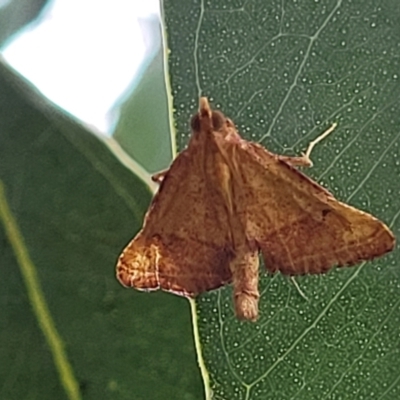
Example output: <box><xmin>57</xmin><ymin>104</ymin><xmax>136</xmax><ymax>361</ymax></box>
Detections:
<box><xmin>116</xmin><ymin>97</ymin><xmax>395</xmax><ymax>321</ymax></box>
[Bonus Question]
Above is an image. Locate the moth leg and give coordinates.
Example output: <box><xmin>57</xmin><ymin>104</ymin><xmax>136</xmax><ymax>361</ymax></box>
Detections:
<box><xmin>290</xmin><ymin>277</ymin><xmax>309</xmax><ymax>301</ymax></box>
<box><xmin>278</xmin><ymin>155</ymin><xmax>313</xmax><ymax>167</ymax></box>
<box><xmin>231</xmin><ymin>248</ymin><xmax>260</xmax><ymax>321</ymax></box>
<box><xmin>279</xmin><ymin>123</ymin><xmax>337</xmax><ymax>167</ymax></box>
<box><xmin>151</xmin><ymin>169</ymin><xmax>169</xmax><ymax>184</ymax></box>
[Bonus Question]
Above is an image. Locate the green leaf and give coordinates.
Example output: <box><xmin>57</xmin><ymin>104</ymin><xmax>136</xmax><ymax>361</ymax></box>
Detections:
<box><xmin>0</xmin><ymin>0</ymin><xmax>49</xmax><ymax>46</ymax></box>
<box><xmin>0</xmin><ymin>61</ymin><xmax>203</xmax><ymax>400</ymax></box>
<box><xmin>163</xmin><ymin>0</ymin><xmax>400</xmax><ymax>398</ymax></box>
<box><xmin>113</xmin><ymin>18</ymin><xmax>172</xmax><ymax>173</ymax></box>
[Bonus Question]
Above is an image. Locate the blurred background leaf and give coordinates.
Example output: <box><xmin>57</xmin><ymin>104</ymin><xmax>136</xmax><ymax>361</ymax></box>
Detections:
<box><xmin>112</xmin><ymin>16</ymin><xmax>172</xmax><ymax>173</ymax></box>
<box><xmin>163</xmin><ymin>0</ymin><xmax>400</xmax><ymax>399</ymax></box>
<box><xmin>0</xmin><ymin>22</ymin><xmax>202</xmax><ymax>400</ymax></box>
<box><xmin>0</xmin><ymin>1</ymin><xmax>207</xmax><ymax>399</ymax></box>
<box><xmin>0</xmin><ymin>0</ymin><xmax>48</xmax><ymax>45</ymax></box>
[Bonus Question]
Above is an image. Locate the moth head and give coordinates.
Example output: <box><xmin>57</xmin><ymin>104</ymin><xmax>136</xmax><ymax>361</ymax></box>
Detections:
<box><xmin>190</xmin><ymin>110</ymin><xmax>227</xmax><ymax>132</ymax></box>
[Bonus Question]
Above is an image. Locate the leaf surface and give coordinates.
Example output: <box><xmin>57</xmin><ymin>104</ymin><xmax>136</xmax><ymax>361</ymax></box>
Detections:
<box><xmin>163</xmin><ymin>0</ymin><xmax>400</xmax><ymax>398</ymax></box>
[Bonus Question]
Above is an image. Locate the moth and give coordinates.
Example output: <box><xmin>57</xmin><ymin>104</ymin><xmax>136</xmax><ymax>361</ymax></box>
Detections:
<box><xmin>116</xmin><ymin>97</ymin><xmax>395</xmax><ymax>321</ymax></box>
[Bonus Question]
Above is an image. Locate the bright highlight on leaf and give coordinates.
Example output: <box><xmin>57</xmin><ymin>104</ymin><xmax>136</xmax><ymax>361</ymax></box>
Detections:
<box><xmin>116</xmin><ymin>97</ymin><xmax>395</xmax><ymax>321</ymax></box>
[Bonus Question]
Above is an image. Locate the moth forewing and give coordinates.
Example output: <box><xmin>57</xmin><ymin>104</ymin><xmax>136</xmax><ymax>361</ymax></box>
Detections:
<box><xmin>116</xmin><ymin>97</ymin><xmax>395</xmax><ymax>321</ymax></box>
